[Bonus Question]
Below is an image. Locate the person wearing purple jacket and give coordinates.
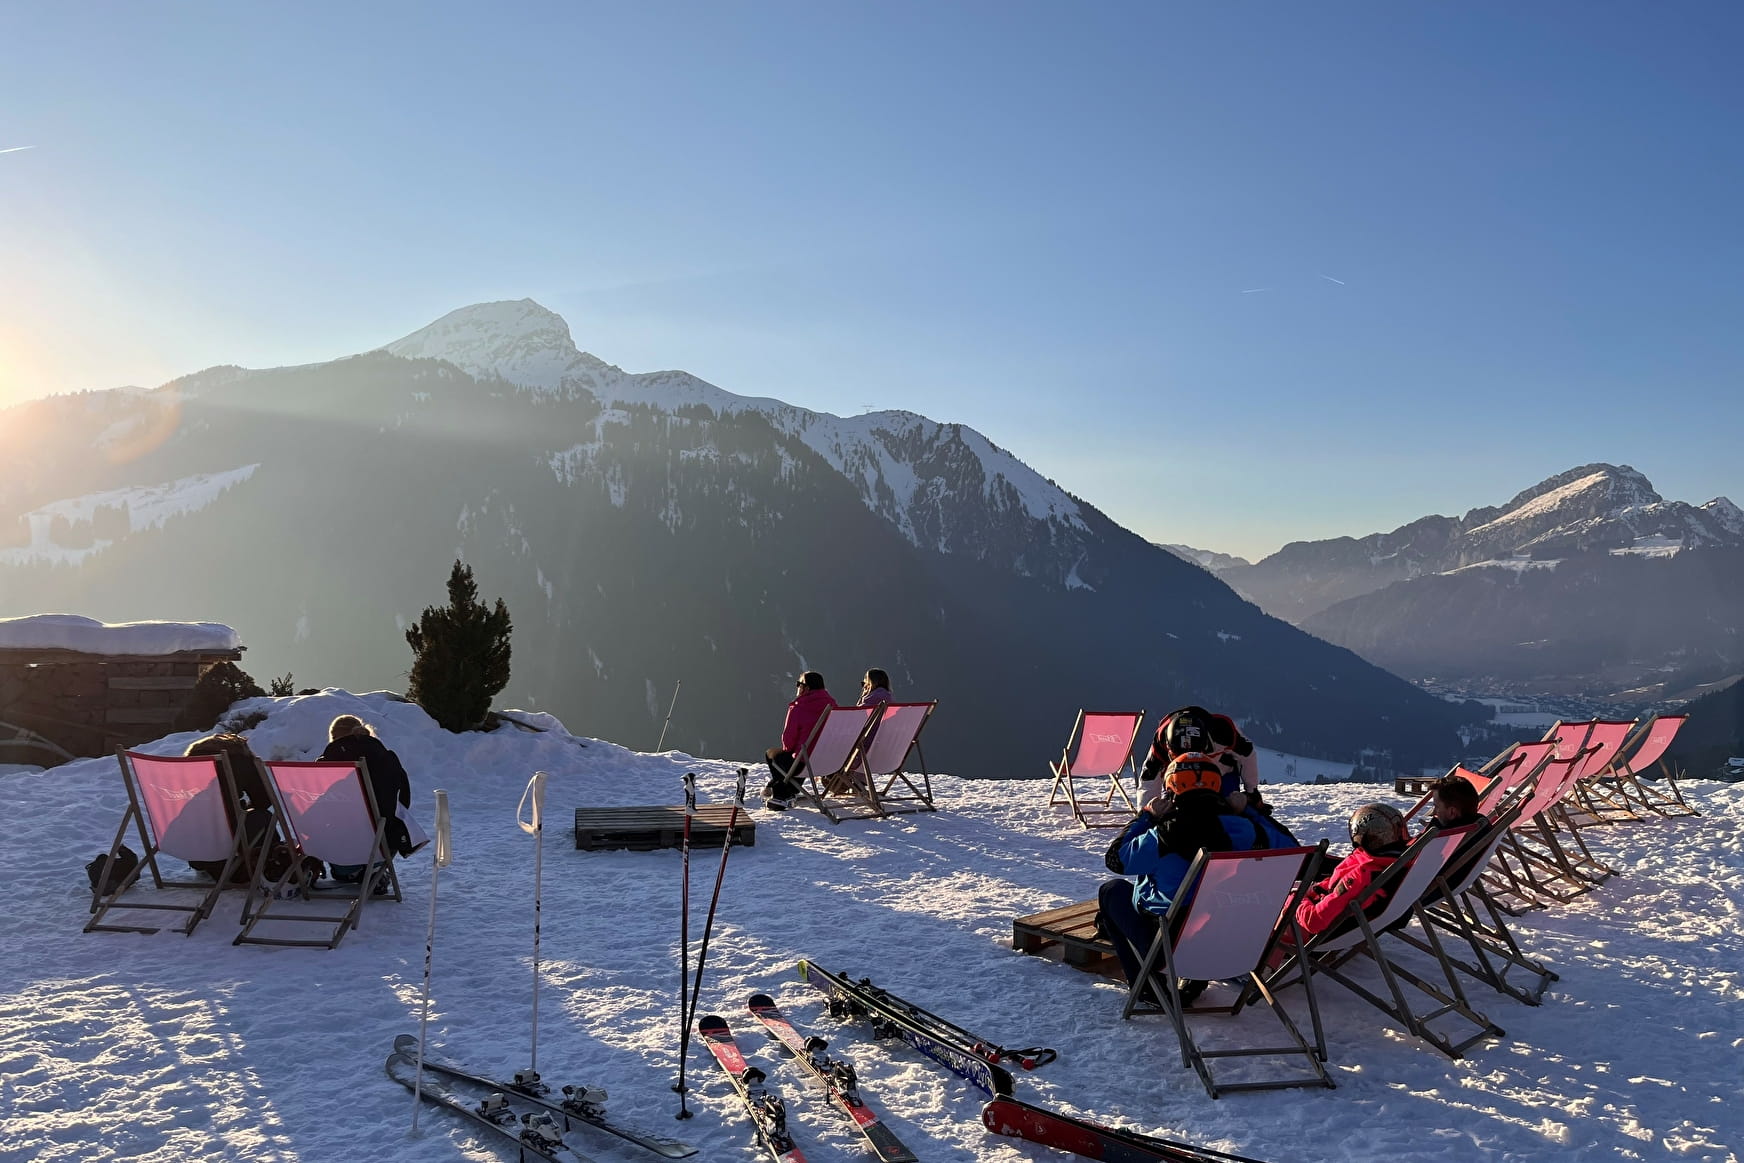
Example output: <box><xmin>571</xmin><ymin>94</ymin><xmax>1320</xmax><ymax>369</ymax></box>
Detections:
<box><xmin>857</xmin><ymin>668</ymin><xmax>893</xmax><ymax>707</ymax></box>
<box><xmin>763</xmin><ymin>671</ymin><xmax>835</xmax><ymax>810</ymax></box>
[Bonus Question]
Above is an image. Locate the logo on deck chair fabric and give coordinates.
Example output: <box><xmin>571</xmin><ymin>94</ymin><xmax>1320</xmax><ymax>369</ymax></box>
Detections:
<box><xmin>1213</xmin><ymin>890</ymin><xmax>1270</xmax><ymax>908</ymax></box>
<box><xmin>1088</xmin><ymin>733</ymin><xmax>1124</xmax><ymax>745</ymax></box>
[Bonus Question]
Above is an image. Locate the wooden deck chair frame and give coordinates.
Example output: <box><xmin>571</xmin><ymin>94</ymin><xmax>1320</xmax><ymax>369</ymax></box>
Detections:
<box><xmin>234</xmin><ymin>758</ymin><xmax>401</xmax><ymax>949</ymax></box>
<box><xmin>1046</xmin><ymin>710</ymin><xmax>1144</xmax><ymax>828</ymax></box>
<box><xmin>829</xmin><ymin>700</ymin><xmax>939</xmax><ymax>822</ymax></box>
<box><xmin>1589</xmin><ymin>715</ymin><xmax>1699</xmax><ymax>820</ymax></box>
<box><xmin>1510</xmin><ymin>720</ymin><xmax>1627</xmax><ymax>890</ymax></box>
<box><xmin>1555</xmin><ymin>718</ymin><xmax>1640</xmax><ymax>830</ymax></box>
<box><xmin>790</xmin><ymin>705</ymin><xmax>881</xmax><ymax>825</ymax></box>
<box><xmin>1267</xmin><ymin>824</ymin><xmax>1504</xmax><ymax>1060</ymax></box>
<box><xmin>1121</xmin><ymin>841</ymin><xmax>1333</xmax><ymax>1097</ymax></box>
<box><xmin>1481</xmin><ymin>743</ymin><xmax>1600</xmax><ymax>914</ymax></box>
<box><xmin>86</xmin><ymin>748</ymin><xmax>253</xmax><ymax>936</ymax></box>
<box><xmin>1392</xmin><ymin>785</ymin><xmax>1559</xmax><ymax>1006</ymax></box>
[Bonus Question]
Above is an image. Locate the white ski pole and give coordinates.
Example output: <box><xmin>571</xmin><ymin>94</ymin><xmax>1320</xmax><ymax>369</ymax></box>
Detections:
<box><xmin>411</xmin><ymin>789</ymin><xmax>453</xmax><ymax>1133</ymax></box>
<box><xmin>516</xmin><ymin>771</ymin><xmax>549</xmax><ymax>1081</ymax></box>
<box><xmin>656</xmin><ymin>680</ymin><xmax>682</xmax><ymax>752</ymax></box>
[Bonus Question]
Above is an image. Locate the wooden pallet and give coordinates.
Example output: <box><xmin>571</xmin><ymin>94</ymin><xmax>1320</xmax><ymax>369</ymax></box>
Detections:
<box><xmin>573</xmin><ymin>804</ymin><xmax>756</xmax><ymax>852</ymax></box>
<box><xmin>1012</xmin><ymin>897</ymin><xmax>1122</xmax><ymax>978</ymax></box>
<box><xmin>1394</xmin><ymin>776</ymin><xmax>1437</xmax><ymax>796</ymax></box>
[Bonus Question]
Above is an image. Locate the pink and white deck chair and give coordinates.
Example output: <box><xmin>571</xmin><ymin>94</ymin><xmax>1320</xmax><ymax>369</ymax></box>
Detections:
<box><xmin>789</xmin><ymin>704</ymin><xmax>881</xmax><ymax>825</ymax></box>
<box><xmin>1267</xmin><ymin>824</ymin><xmax>1504</xmax><ymax>1060</ymax></box>
<box><xmin>824</xmin><ymin>700</ymin><xmax>940</xmax><ymax>823</ymax></box>
<box><xmin>85</xmin><ymin>749</ymin><xmax>253</xmax><ymax>936</ymax></box>
<box><xmin>1586</xmin><ymin>715</ymin><xmax>1699</xmax><ymax>820</ymax></box>
<box><xmin>1528</xmin><ymin>719</ymin><xmax>1633</xmax><ymax>885</ymax></box>
<box><xmin>234</xmin><ymin>759</ymin><xmax>401</xmax><ymax>949</ymax></box>
<box><xmin>1401</xmin><ymin>741</ymin><xmax>1555</xmax><ymax>827</ymax></box>
<box><xmin>1483</xmin><ymin>729</ymin><xmax>1607</xmax><ymax>912</ymax></box>
<box><xmin>1557</xmin><ymin>718</ymin><xmax>1642</xmax><ymax>828</ymax></box>
<box><xmin>1393</xmin><ymin>781</ymin><xmax>1560</xmax><ymax>1006</ymax></box>
<box><xmin>1121</xmin><ymin>842</ymin><xmax>1333</xmax><ymax>1097</ymax></box>
<box><xmin>1046</xmin><ymin>710</ymin><xmax>1144</xmax><ymax>828</ymax></box>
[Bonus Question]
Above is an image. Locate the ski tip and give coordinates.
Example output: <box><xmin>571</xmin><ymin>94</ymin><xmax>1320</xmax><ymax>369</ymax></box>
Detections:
<box><xmin>746</xmin><ymin>993</ymin><xmax>777</xmax><ymax>1010</ymax></box>
<box><xmin>698</xmin><ymin>1014</ymin><xmax>729</xmax><ymax>1033</ymax></box>
<box><xmin>392</xmin><ymin>1033</ymin><xmax>418</xmax><ymax>1052</ymax></box>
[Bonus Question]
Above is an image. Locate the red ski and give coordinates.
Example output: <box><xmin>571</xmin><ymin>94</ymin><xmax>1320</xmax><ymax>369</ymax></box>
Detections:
<box><xmin>982</xmin><ymin>1097</ymin><xmax>1273</xmax><ymax>1163</ymax></box>
<box><xmin>746</xmin><ymin>993</ymin><xmax>918</xmax><ymax>1163</ymax></box>
<box><xmin>698</xmin><ymin>1014</ymin><xmax>807</xmax><ymax>1163</ymax></box>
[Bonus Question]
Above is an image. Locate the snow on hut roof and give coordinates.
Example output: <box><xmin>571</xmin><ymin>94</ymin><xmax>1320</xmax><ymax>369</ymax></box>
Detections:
<box><xmin>0</xmin><ymin>614</ymin><xmax>241</xmax><ymax>655</ymax></box>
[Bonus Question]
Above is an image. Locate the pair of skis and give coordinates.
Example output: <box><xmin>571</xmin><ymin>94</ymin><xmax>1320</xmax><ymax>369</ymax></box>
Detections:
<box><xmin>700</xmin><ymin>994</ymin><xmax>918</xmax><ymax>1163</ymax></box>
<box><xmin>797</xmin><ymin>958</ymin><xmax>1047</xmax><ymax>1098</ymax></box>
<box><xmin>388</xmin><ymin>1035</ymin><xmax>697</xmax><ymax>1160</ymax></box>
<box><xmin>796</xmin><ymin>961</ymin><xmax>1270</xmax><ymax>1163</ymax></box>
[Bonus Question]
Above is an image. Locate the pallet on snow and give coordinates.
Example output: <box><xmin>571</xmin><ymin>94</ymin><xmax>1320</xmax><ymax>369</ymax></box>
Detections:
<box><xmin>573</xmin><ymin>804</ymin><xmax>756</xmax><ymax>851</ymax></box>
<box><xmin>1012</xmin><ymin>898</ymin><xmax>1123</xmax><ymax>979</ymax></box>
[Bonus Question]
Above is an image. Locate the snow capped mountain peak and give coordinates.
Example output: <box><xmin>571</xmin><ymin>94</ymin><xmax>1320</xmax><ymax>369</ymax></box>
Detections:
<box><xmin>381</xmin><ymin>299</ymin><xmax>607</xmax><ymax>394</ymax></box>
<box><xmin>381</xmin><ymin>300</ymin><xmax>1090</xmax><ymax>575</ymax></box>
<box><xmin>1702</xmin><ymin>496</ymin><xmax>1744</xmax><ymax>537</ymax></box>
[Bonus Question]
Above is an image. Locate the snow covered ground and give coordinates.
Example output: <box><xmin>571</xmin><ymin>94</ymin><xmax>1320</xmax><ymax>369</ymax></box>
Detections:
<box><xmin>2</xmin><ymin>690</ymin><xmax>1740</xmax><ymax>1163</ymax></box>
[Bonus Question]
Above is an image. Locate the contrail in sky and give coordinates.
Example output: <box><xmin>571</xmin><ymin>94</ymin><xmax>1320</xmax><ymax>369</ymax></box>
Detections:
<box><xmin>1320</xmin><ymin>273</ymin><xmax>1346</xmax><ymax>285</ymax></box>
<box><xmin>0</xmin><ymin>146</ymin><xmax>35</xmax><ymax>155</ymax></box>
<box><xmin>1240</xmin><ymin>288</ymin><xmax>1269</xmax><ymax>294</ymax></box>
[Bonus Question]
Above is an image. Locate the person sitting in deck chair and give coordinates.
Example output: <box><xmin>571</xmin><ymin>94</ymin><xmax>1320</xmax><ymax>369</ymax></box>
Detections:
<box><xmin>1417</xmin><ymin>774</ymin><xmax>1492</xmax><ymax>893</ymax></box>
<box><xmin>1140</xmin><ymin>705</ymin><xmax>1264</xmax><ymax>812</ymax></box>
<box><xmin>1097</xmin><ymin>754</ymin><xmax>1276</xmax><ymax>1000</ymax></box>
<box><xmin>1294</xmin><ymin>802</ymin><xmax>1411</xmax><ymax>938</ymax></box>
<box><xmin>320</xmin><ymin>715</ymin><xmax>413</xmax><ymax>890</ymax></box>
<box><xmin>763</xmin><ymin>672</ymin><xmax>836</xmax><ymax>811</ymax></box>
<box><xmin>857</xmin><ymin>668</ymin><xmax>893</xmax><ymax>708</ymax></box>
<box><xmin>183</xmin><ymin>732</ymin><xmax>273</xmax><ymax>884</ymax></box>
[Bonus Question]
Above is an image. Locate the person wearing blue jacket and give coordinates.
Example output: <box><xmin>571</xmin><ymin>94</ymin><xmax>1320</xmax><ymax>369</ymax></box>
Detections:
<box><xmin>1097</xmin><ymin>754</ymin><xmax>1275</xmax><ymax>990</ymax></box>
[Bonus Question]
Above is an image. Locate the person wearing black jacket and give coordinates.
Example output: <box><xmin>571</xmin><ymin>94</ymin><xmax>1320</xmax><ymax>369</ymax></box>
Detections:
<box><xmin>321</xmin><ymin>714</ymin><xmax>413</xmax><ymax>885</ymax></box>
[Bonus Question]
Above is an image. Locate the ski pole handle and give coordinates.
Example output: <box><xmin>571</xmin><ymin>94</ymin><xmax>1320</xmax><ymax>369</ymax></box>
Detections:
<box><xmin>734</xmin><ymin>767</ymin><xmax>748</xmax><ymax>806</ymax></box>
<box><xmin>433</xmin><ymin>789</ymin><xmax>452</xmax><ymax>869</ymax></box>
<box><xmin>683</xmin><ymin>771</ymin><xmax>697</xmax><ymax>816</ymax></box>
<box><xmin>517</xmin><ymin>771</ymin><xmax>548</xmax><ymax>835</ymax></box>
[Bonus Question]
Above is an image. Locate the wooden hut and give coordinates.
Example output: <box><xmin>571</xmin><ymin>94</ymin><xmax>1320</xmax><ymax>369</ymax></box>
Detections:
<box><xmin>0</xmin><ymin>616</ymin><xmax>245</xmax><ymax>765</ymax></box>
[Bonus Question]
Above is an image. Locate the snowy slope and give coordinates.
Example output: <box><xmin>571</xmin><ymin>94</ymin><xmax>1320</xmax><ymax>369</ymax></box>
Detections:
<box><xmin>3</xmin><ymin>691</ymin><xmax>1739</xmax><ymax>1163</ymax></box>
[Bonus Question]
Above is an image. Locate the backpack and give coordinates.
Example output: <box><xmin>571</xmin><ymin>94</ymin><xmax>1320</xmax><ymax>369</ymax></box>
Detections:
<box><xmin>85</xmin><ymin>845</ymin><xmax>139</xmax><ymax>895</ymax></box>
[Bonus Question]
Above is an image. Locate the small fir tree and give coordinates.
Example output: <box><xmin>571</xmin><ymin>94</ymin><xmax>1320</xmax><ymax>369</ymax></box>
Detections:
<box><xmin>405</xmin><ymin>559</ymin><xmax>513</xmax><ymax>732</ymax></box>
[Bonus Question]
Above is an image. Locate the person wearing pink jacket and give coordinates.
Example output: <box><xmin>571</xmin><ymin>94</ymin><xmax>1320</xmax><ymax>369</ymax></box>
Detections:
<box><xmin>763</xmin><ymin>671</ymin><xmax>835</xmax><ymax>810</ymax></box>
<box><xmin>1294</xmin><ymin>802</ymin><xmax>1410</xmax><ymax>936</ymax></box>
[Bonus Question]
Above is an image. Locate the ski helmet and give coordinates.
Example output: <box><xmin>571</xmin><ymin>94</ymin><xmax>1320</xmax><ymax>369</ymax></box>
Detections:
<box><xmin>1164</xmin><ymin>753</ymin><xmax>1224</xmax><ymax>796</ymax></box>
<box><xmin>1348</xmin><ymin>802</ymin><xmax>1407</xmax><ymax>852</ymax></box>
<box><xmin>1162</xmin><ymin>707</ymin><xmax>1215</xmax><ymax>757</ymax></box>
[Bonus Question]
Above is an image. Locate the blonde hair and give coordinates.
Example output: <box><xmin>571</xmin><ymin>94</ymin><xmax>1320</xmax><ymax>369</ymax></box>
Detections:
<box><xmin>328</xmin><ymin>714</ymin><xmax>371</xmax><ymax>742</ymax></box>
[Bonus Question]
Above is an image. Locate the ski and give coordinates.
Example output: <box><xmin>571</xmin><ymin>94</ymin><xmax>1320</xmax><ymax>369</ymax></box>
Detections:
<box><xmin>797</xmin><ymin>959</ymin><xmax>1018</xmax><ymax>1097</ymax></box>
<box><xmin>981</xmin><ymin>1096</ymin><xmax>1273</xmax><ymax>1163</ymax></box>
<box><xmin>386</xmin><ymin>1050</ymin><xmax>588</xmax><ymax>1162</ymax></box>
<box><xmin>393</xmin><ymin>1034</ymin><xmax>698</xmax><ymax>1159</ymax></box>
<box><xmin>698</xmin><ymin>1014</ymin><xmax>808</xmax><ymax>1163</ymax></box>
<box><xmin>746</xmin><ymin>993</ymin><xmax>918</xmax><ymax>1163</ymax></box>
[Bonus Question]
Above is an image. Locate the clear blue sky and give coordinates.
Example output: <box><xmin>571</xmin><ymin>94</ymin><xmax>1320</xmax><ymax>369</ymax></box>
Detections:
<box><xmin>2</xmin><ymin>1</ymin><xmax>1739</xmax><ymax>559</ymax></box>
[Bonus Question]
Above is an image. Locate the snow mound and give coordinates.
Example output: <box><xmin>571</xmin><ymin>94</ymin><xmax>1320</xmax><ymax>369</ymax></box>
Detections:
<box><xmin>4</xmin><ymin>689</ymin><xmax>1738</xmax><ymax>1162</ymax></box>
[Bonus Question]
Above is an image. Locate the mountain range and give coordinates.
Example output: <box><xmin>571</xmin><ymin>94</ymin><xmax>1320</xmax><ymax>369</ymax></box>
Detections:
<box><xmin>1178</xmin><ymin>464</ymin><xmax>1744</xmax><ymax>705</ymax></box>
<box><xmin>0</xmin><ymin>300</ymin><xmax>1477</xmax><ymax>774</ymax></box>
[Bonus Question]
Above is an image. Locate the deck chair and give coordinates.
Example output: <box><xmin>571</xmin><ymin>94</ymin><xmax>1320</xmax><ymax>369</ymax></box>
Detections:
<box><xmin>1590</xmin><ymin>715</ymin><xmax>1699</xmax><ymax>819</ymax></box>
<box><xmin>825</xmin><ymin>700</ymin><xmax>939</xmax><ymax>822</ymax></box>
<box><xmin>789</xmin><ymin>704</ymin><xmax>881</xmax><ymax>825</ymax></box>
<box><xmin>234</xmin><ymin>759</ymin><xmax>401</xmax><ymax>949</ymax></box>
<box><xmin>1482</xmin><ymin>743</ymin><xmax>1600</xmax><ymax>913</ymax></box>
<box><xmin>1121</xmin><ymin>842</ymin><xmax>1333</xmax><ymax>1097</ymax></box>
<box><xmin>85</xmin><ymin>749</ymin><xmax>253</xmax><ymax>936</ymax></box>
<box><xmin>1268</xmin><ymin>824</ymin><xmax>1504</xmax><ymax>1060</ymax></box>
<box><xmin>1046</xmin><ymin>710</ymin><xmax>1144</xmax><ymax>828</ymax></box>
<box><xmin>1400</xmin><ymin>739</ymin><xmax>1551</xmax><ymax>826</ymax></box>
<box><xmin>1528</xmin><ymin>719</ymin><xmax>1633</xmax><ymax>884</ymax></box>
<box><xmin>1557</xmin><ymin>718</ymin><xmax>1641</xmax><ymax>828</ymax></box>
<box><xmin>1393</xmin><ymin>785</ymin><xmax>1559</xmax><ymax>1006</ymax></box>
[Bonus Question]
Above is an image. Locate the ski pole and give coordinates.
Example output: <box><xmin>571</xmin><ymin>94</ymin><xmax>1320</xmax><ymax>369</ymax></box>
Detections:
<box><xmin>683</xmin><ymin>768</ymin><xmax>747</xmax><ymax>1052</ymax></box>
<box><xmin>674</xmin><ymin>771</ymin><xmax>697</xmax><ymax>1118</ymax></box>
<box><xmin>411</xmin><ymin>789</ymin><xmax>453</xmax><ymax>1133</ymax></box>
<box><xmin>516</xmin><ymin>771</ymin><xmax>549</xmax><ymax>1081</ymax></box>
<box><xmin>656</xmin><ymin>680</ymin><xmax>682</xmax><ymax>752</ymax></box>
